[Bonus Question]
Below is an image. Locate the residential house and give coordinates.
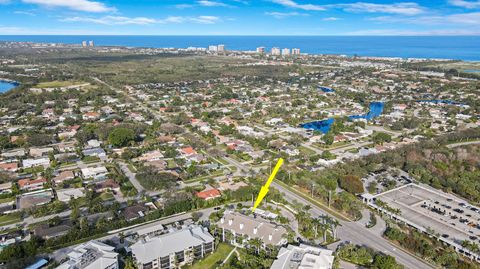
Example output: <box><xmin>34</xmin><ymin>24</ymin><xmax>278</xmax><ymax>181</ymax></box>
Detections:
<box><xmin>83</xmin><ymin>112</ymin><xmax>100</xmax><ymax>121</ymax></box>
<box><xmin>18</xmin><ymin>178</ymin><xmax>46</xmax><ymax>191</ymax></box>
<box><xmin>123</xmin><ymin>204</ymin><xmax>149</xmax><ymax>221</ymax></box>
<box><xmin>81</xmin><ymin>166</ymin><xmax>109</xmax><ymax>180</ymax></box>
<box><xmin>53</xmin><ymin>170</ymin><xmax>75</xmax><ymax>186</ymax></box>
<box><xmin>83</xmin><ymin>147</ymin><xmax>106</xmax><ymax>158</ymax></box>
<box><xmin>34</xmin><ymin>223</ymin><xmax>72</xmax><ymax>240</ymax></box>
<box><xmin>0</xmin><ymin>182</ymin><xmax>12</xmax><ymax>194</ymax></box>
<box><xmin>16</xmin><ymin>189</ymin><xmax>53</xmax><ymax>209</ymax></box>
<box><xmin>196</xmin><ymin>189</ymin><xmax>221</xmax><ymax>201</ymax></box>
<box><xmin>29</xmin><ymin>147</ymin><xmax>54</xmax><ymax>158</ymax></box>
<box><xmin>94</xmin><ymin>179</ymin><xmax>120</xmax><ymax>193</ymax></box>
<box><xmin>0</xmin><ymin>162</ymin><xmax>18</xmax><ymax>172</ymax></box>
<box><xmin>56</xmin><ymin>188</ymin><xmax>85</xmax><ymax>202</ymax></box>
<box><xmin>22</xmin><ymin>158</ymin><xmax>50</xmax><ymax>169</ymax></box>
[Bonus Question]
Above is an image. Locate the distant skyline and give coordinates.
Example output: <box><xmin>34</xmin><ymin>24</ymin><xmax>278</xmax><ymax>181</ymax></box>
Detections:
<box><xmin>0</xmin><ymin>0</ymin><xmax>479</xmax><ymax>35</ymax></box>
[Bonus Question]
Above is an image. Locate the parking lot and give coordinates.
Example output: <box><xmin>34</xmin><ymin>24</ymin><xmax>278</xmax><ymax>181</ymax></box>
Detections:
<box><xmin>375</xmin><ymin>183</ymin><xmax>480</xmax><ymax>245</ymax></box>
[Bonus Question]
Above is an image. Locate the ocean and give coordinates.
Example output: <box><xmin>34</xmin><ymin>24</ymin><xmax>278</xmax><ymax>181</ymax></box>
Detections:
<box><xmin>0</xmin><ymin>35</ymin><xmax>479</xmax><ymax>61</ymax></box>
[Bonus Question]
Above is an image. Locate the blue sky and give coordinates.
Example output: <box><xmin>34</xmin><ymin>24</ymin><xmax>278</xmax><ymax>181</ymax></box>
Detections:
<box><xmin>0</xmin><ymin>0</ymin><xmax>479</xmax><ymax>35</ymax></box>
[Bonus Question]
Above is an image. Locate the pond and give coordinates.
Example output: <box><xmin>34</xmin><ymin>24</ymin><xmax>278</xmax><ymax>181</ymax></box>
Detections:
<box><xmin>0</xmin><ymin>81</ymin><xmax>19</xmax><ymax>93</ymax></box>
<box><xmin>301</xmin><ymin>102</ymin><xmax>384</xmax><ymax>134</ymax></box>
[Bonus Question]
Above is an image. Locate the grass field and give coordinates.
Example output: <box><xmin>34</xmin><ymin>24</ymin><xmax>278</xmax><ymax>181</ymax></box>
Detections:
<box><xmin>189</xmin><ymin>243</ymin><xmax>234</xmax><ymax>269</ymax></box>
<box><xmin>0</xmin><ymin>214</ymin><xmax>21</xmax><ymax>226</ymax></box>
<box><xmin>35</xmin><ymin>80</ymin><xmax>85</xmax><ymax>88</ymax></box>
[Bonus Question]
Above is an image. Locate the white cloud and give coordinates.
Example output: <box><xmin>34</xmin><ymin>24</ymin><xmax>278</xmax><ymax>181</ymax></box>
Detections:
<box><xmin>369</xmin><ymin>12</ymin><xmax>480</xmax><ymax>25</ymax></box>
<box><xmin>271</xmin><ymin>1</ymin><xmax>424</xmax><ymax>15</ymax></box>
<box><xmin>449</xmin><ymin>0</ymin><xmax>480</xmax><ymax>9</ymax></box>
<box><xmin>191</xmin><ymin>15</ymin><xmax>220</xmax><ymax>24</ymax></box>
<box><xmin>197</xmin><ymin>0</ymin><xmax>229</xmax><ymax>7</ymax></box>
<box><xmin>345</xmin><ymin>28</ymin><xmax>480</xmax><ymax>35</ymax></box>
<box><xmin>61</xmin><ymin>15</ymin><xmax>221</xmax><ymax>25</ymax></box>
<box><xmin>336</xmin><ymin>2</ymin><xmax>424</xmax><ymax>15</ymax></box>
<box><xmin>22</xmin><ymin>0</ymin><xmax>113</xmax><ymax>12</ymax></box>
<box><xmin>14</xmin><ymin>10</ymin><xmax>36</xmax><ymax>16</ymax></box>
<box><xmin>175</xmin><ymin>4</ymin><xmax>194</xmax><ymax>9</ymax></box>
<box><xmin>265</xmin><ymin>11</ymin><xmax>306</xmax><ymax>18</ymax></box>
<box><xmin>323</xmin><ymin>17</ymin><xmax>340</xmax><ymax>21</ymax></box>
<box><xmin>271</xmin><ymin>0</ymin><xmax>325</xmax><ymax>11</ymax></box>
<box><xmin>63</xmin><ymin>16</ymin><xmax>157</xmax><ymax>25</ymax></box>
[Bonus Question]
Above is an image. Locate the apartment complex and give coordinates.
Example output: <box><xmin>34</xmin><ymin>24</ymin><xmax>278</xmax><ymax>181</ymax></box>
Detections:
<box><xmin>56</xmin><ymin>240</ymin><xmax>118</xmax><ymax>269</ymax></box>
<box><xmin>217</xmin><ymin>212</ymin><xmax>287</xmax><ymax>248</ymax></box>
<box><xmin>131</xmin><ymin>225</ymin><xmax>215</xmax><ymax>269</ymax></box>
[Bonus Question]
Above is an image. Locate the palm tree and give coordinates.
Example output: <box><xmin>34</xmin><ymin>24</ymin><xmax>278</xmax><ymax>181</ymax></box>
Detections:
<box><xmin>250</xmin><ymin>238</ymin><xmax>262</xmax><ymax>255</ymax></box>
<box><xmin>326</xmin><ymin>216</ymin><xmax>341</xmax><ymax>240</ymax></box>
<box><xmin>312</xmin><ymin>217</ymin><xmax>322</xmax><ymax>238</ymax></box>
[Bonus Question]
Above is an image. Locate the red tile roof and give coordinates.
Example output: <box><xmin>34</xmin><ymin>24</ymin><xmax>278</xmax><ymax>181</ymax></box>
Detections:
<box><xmin>196</xmin><ymin>189</ymin><xmax>221</xmax><ymax>200</ymax></box>
<box><xmin>18</xmin><ymin>178</ymin><xmax>46</xmax><ymax>188</ymax></box>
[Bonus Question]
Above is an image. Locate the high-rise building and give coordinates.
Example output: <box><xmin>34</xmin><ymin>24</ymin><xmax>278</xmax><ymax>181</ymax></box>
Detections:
<box><xmin>217</xmin><ymin>44</ymin><xmax>225</xmax><ymax>52</ymax></box>
<box><xmin>292</xmin><ymin>48</ymin><xmax>301</xmax><ymax>55</ymax></box>
<box><xmin>271</xmin><ymin>47</ymin><xmax>281</xmax><ymax>56</ymax></box>
<box><xmin>208</xmin><ymin>45</ymin><xmax>218</xmax><ymax>52</ymax></box>
<box><xmin>89</xmin><ymin>40</ymin><xmax>95</xmax><ymax>47</ymax></box>
<box><xmin>282</xmin><ymin>48</ymin><xmax>291</xmax><ymax>56</ymax></box>
<box><xmin>256</xmin><ymin>47</ymin><xmax>265</xmax><ymax>54</ymax></box>
<box><xmin>82</xmin><ymin>41</ymin><xmax>87</xmax><ymax>48</ymax></box>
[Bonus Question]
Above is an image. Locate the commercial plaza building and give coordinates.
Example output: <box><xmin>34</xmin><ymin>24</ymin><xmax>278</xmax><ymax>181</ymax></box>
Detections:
<box><xmin>270</xmin><ymin>244</ymin><xmax>334</xmax><ymax>269</ymax></box>
<box><xmin>131</xmin><ymin>225</ymin><xmax>215</xmax><ymax>269</ymax></box>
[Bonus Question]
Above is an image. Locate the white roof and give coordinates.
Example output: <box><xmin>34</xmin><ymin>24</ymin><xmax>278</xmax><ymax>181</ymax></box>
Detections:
<box><xmin>56</xmin><ymin>240</ymin><xmax>118</xmax><ymax>269</ymax></box>
<box><xmin>56</xmin><ymin>188</ymin><xmax>85</xmax><ymax>202</ymax></box>
<box><xmin>131</xmin><ymin>225</ymin><xmax>214</xmax><ymax>264</ymax></box>
<box><xmin>270</xmin><ymin>244</ymin><xmax>334</xmax><ymax>269</ymax></box>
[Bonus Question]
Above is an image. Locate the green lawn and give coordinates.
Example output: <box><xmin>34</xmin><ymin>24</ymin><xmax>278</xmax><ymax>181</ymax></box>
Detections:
<box><xmin>299</xmin><ymin>146</ymin><xmax>316</xmax><ymax>156</ymax></box>
<box><xmin>0</xmin><ymin>197</ymin><xmax>14</xmax><ymax>204</ymax></box>
<box><xmin>99</xmin><ymin>192</ymin><xmax>114</xmax><ymax>201</ymax></box>
<box><xmin>189</xmin><ymin>243</ymin><xmax>234</xmax><ymax>269</ymax></box>
<box><xmin>35</xmin><ymin>80</ymin><xmax>85</xmax><ymax>88</ymax></box>
<box><xmin>0</xmin><ymin>214</ymin><xmax>21</xmax><ymax>226</ymax></box>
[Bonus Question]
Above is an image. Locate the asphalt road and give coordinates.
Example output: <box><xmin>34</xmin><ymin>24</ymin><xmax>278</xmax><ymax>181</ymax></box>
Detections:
<box><xmin>271</xmin><ymin>181</ymin><xmax>434</xmax><ymax>269</ymax></box>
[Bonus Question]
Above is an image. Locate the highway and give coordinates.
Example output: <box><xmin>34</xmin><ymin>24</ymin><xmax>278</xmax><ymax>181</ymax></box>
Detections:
<box><xmin>271</xmin><ymin>181</ymin><xmax>434</xmax><ymax>269</ymax></box>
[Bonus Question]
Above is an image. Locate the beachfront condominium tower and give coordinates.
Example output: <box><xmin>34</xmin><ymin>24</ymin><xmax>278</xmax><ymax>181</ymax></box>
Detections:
<box><xmin>282</xmin><ymin>48</ymin><xmax>291</xmax><ymax>56</ymax></box>
<box><xmin>256</xmin><ymin>47</ymin><xmax>265</xmax><ymax>54</ymax></box>
<box><xmin>217</xmin><ymin>44</ymin><xmax>225</xmax><ymax>52</ymax></box>
<box><xmin>271</xmin><ymin>47</ymin><xmax>281</xmax><ymax>56</ymax></box>
<box><xmin>292</xmin><ymin>48</ymin><xmax>301</xmax><ymax>55</ymax></box>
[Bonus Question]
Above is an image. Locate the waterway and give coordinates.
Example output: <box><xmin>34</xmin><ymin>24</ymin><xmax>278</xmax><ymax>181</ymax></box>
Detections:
<box><xmin>0</xmin><ymin>81</ymin><xmax>18</xmax><ymax>93</ymax></box>
<box><xmin>301</xmin><ymin>102</ymin><xmax>384</xmax><ymax>134</ymax></box>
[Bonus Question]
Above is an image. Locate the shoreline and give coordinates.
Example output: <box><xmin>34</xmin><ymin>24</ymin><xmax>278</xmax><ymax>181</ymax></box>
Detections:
<box><xmin>1</xmin><ymin>36</ymin><xmax>479</xmax><ymax>62</ymax></box>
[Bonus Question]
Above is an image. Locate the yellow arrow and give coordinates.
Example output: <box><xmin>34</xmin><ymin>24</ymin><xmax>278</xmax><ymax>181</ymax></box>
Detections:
<box><xmin>252</xmin><ymin>158</ymin><xmax>284</xmax><ymax>212</ymax></box>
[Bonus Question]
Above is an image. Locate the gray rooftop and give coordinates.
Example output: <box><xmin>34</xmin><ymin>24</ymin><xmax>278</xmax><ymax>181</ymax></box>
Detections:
<box><xmin>131</xmin><ymin>225</ymin><xmax>214</xmax><ymax>264</ymax></box>
<box><xmin>217</xmin><ymin>212</ymin><xmax>287</xmax><ymax>246</ymax></box>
